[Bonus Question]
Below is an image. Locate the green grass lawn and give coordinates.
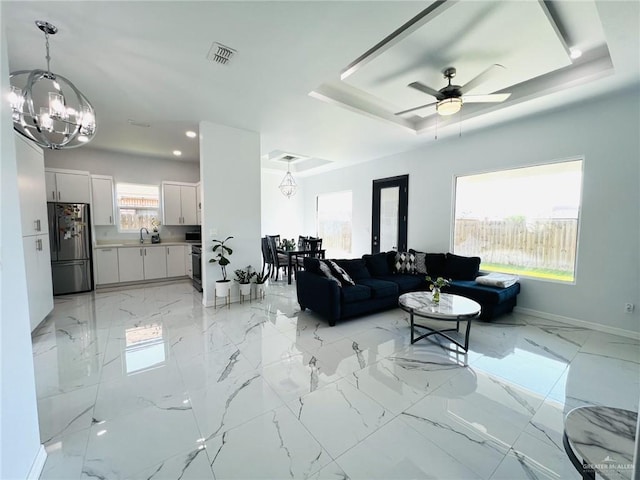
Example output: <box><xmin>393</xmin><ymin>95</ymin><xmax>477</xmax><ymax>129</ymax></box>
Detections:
<box><xmin>482</xmin><ymin>263</ymin><xmax>574</xmax><ymax>282</ymax></box>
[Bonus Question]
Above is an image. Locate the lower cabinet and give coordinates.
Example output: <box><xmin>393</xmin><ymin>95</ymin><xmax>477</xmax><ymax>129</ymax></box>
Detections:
<box><xmin>167</xmin><ymin>245</ymin><xmax>186</xmax><ymax>277</ymax></box>
<box><xmin>143</xmin><ymin>246</ymin><xmax>167</xmax><ymax>280</ymax></box>
<box><xmin>117</xmin><ymin>247</ymin><xmax>145</xmax><ymax>282</ymax></box>
<box><xmin>96</xmin><ymin>248</ymin><xmax>119</xmax><ymax>284</ymax></box>
<box><xmin>23</xmin><ymin>234</ymin><xmax>54</xmax><ymax>330</ymax></box>
<box><xmin>97</xmin><ymin>245</ymin><xmax>188</xmax><ymax>285</ymax></box>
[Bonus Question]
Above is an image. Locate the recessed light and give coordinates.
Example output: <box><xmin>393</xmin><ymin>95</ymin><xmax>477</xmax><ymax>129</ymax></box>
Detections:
<box><xmin>185</xmin><ymin>131</ymin><xmax>197</xmax><ymax>138</ymax></box>
<box><xmin>569</xmin><ymin>48</ymin><xmax>582</xmax><ymax>60</ymax></box>
<box><xmin>173</xmin><ymin>150</ymin><xmax>182</xmax><ymax>156</ymax></box>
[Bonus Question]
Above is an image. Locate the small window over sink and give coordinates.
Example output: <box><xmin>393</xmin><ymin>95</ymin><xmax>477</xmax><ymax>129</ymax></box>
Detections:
<box><xmin>116</xmin><ymin>183</ymin><xmax>160</xmax><ymax>232</ymax></box>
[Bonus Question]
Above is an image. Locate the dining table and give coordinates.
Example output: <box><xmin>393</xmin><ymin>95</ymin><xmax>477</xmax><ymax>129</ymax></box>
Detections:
<box><xmin>278</xmin><ymin>248</ymin><xmax>326</xmax><ymax>284</ymax></box>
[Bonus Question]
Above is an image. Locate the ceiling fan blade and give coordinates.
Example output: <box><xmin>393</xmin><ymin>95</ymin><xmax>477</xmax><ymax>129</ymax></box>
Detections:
<box><xmin>459</xmin><ymin>64</ymin><xmax>506</xmax><ymax>94</ymax></box>
<box><xmin>395</xmin><ymin>101</ymin><xmax>437</xmax><ymax>116</ymax></box>
<box><xmin>463</xmin><ymin>93</ymin><xmax>511</xmax><ymax>103</ymax></box>
<box><xmin>408</xmin><ymin>82</ymin><xmax>445</xmax><ymax>100</ymax></box>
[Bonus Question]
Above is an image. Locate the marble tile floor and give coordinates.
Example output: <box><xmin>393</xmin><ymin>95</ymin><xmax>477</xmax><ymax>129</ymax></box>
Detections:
<box><xmin>31</xmin><ymin>280</ymin><xmax>639</xmax><ymax>479</ymax></box>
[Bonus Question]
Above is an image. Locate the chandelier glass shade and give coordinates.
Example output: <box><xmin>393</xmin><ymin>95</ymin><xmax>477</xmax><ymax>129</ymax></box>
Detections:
<box><xmin>279</xmin><ymin>161</ymin><xmax>297</xmax><ymax>199</ymax></box>
<box><xmin>9</xmin><ymin>21</ymin><xmax>96</xmax><ymax>149</ymax></box>
<box><xmin>436</xmin><ymin>97</ymin><xmax>463</xmax><ymax>116</ymax></box>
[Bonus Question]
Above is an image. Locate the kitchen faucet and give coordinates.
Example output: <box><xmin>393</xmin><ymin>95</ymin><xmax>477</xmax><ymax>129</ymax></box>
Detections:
<box><xmin>140</xmin><ymin>227</ymin><xmax>149</xmax><ymax>244</ymax></box>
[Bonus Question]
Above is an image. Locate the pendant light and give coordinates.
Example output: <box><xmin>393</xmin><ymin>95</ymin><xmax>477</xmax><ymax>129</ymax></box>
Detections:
<box><xmin>279</xmin><ymin>159</ymin><xmax>297</xmax><ymax>199</ymax></box>
<box><xmin>9</xmin><ymin>21</ymin><xmax>96</xmax><ymax>149</ymax></box>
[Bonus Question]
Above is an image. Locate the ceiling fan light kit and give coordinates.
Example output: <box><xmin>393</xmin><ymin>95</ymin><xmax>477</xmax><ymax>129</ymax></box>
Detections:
<box><xmin>9</xmin><ymin>20</ymin><xmax>96</xmax><ymax>149</ymax></box>
<box><xmin>437</xmin><ymin>97</ymin><xmax>463</xmax><ymax>116</ymax></box>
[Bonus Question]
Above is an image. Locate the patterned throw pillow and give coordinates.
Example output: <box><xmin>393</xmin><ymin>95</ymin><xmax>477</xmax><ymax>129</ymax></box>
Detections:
<box><xmin>394</xmin><ymin>251</ymin><xmax>416</xmax><ymax>274</ymax></box>
<box><xmin>318</xmin><ymin>261</ymin><xmax>341</xmax><ymax>286</ymax></box>
<box><xmin>326</xmin><ymin>260</ymin><xmax>356</xmax><ymax>286</ymax></box>
<box><xmin>414</xmin><ymin>252</ymin><xmax>427</xmax><ymax>274</ymax></box>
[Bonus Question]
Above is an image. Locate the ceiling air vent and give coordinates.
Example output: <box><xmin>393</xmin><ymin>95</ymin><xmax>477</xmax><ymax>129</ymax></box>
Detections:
<box><xmin>207</xmin><ymin>42</ymin><xmax>236</xmax><ymax>65</ymax></box>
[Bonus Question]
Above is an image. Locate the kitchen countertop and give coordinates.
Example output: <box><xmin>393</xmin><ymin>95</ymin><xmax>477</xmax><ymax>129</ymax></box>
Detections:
<box><xmin>94</xmin><ymin>241</ymin><xmax>196</xmax><ymax>248</ymax></box>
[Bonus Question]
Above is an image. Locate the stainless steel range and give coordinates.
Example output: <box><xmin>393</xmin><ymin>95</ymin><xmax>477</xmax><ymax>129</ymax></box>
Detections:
<box><xmin>191</xmin><ymin>244</ymin><xmax>203</xmax><ymax>292</ymax></box>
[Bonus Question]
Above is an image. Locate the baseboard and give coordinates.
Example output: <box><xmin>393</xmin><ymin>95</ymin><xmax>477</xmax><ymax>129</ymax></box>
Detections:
<box><xmin>514</xmin><ymin>306</ymin><xmax>640</xmax><ymax>340</ymax></box>
<box><xmin>27</xmin><ymin>445</ymin><xmax>47</xmax><ymax>480</ymax></box>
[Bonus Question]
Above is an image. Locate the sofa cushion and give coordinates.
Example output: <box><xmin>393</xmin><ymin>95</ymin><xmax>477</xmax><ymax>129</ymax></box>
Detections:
<box><xmin>363</xmin><ymin>252</ymin><xmax>394</xmax><ymax>276</ymax></box>
<box><xmin>303</xmin><ymin>256</ymin><xmax>321</xmax><ymax>274</ymax></box>
<box><xmin>444</xmin><ymin>253</ymin><xmax>481</xmax><ymax>280</ymax></box>
<box><xmin>318</xmin><ymin>261</ymin><xmax>342</xmax><ymax>286</ymax></box>
<box><xmin>323</xmin><ymin>259</ymin><xmax>356</xmax><ymax>286</ymax></box>
<box><xmin>334</xmin><ymin>259</ymin><xmax>371</xmax><ymax>281</ymax></box>
<box><xmin>377</xmin><ymin>274</ymin><xmax>424</xmax><ymax>293</ymax></box>
<box><xmin>394</xmin><ymin>251</ymin><xmax>416</xmax><ymax>274</ymax></box>
<box><xmin>357</xmin><ymin>278</ymin><xmax>399</xmax><ymax>298</ymax></box>
<box><xmin>340</xmin><ymin>284</ymin><xmax>372</xmax><ymax>304</ymax></box>
<box><xmin>424</xmin><ymin>253</ymin><xmax>447</xmax><ymax>277</ymax></box>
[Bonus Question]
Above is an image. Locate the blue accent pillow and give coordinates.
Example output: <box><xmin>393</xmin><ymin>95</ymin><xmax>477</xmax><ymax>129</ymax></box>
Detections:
<box><xmin>445</xmin><ymin>253</ymin><xmax>481</xmax><ymax>280</ymax></box>
<box><xmin>362</xmin><ymin>252</ymin><xmax>392</xmax><ymax>276</ymax></box>
<box><xmin>334</xmin><ymin>259</ymin><xmax>371</xmax><ymax>281</ymax></box>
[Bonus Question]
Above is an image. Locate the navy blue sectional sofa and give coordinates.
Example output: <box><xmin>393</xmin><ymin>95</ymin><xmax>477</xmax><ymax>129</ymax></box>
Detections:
<box><xmin>296</xmin><ymin>252</ymin><xmax>520</xmax><ymax>326</ymax></box>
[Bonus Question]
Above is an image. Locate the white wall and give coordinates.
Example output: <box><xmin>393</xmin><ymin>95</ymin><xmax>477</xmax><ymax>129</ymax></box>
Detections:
<box><xmin>303</xmin><ymin>90</ymin><xmax>640</xmax><ymax>334</ymax></box>
<box><xmin>261</xmin><ymin>169</ymin><xmax>305</xmax><ymax>241</ymax></box>
<box><xmin>45</xmin><ymin>148</ymin><xmax>201</xmax><ymax>243</ymax></box>
<box><xmin>200</xmin><ymin>122</ymin><xmax>261</xmax><ymax>306</ymax></box>
<box><xmin>0</xmin><ymin>15</ymin><xmax>45</xmax><ymax>478</ymax></box>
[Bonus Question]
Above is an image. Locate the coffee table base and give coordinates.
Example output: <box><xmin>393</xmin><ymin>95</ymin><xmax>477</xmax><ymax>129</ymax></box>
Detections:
<box><xmin>410</xmin><ymin>313</ymin><xmax>473</xmax><ymax>352</ymax></box>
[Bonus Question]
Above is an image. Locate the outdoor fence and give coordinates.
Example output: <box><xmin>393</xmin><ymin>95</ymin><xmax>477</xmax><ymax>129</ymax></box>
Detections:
<box><xmin>454</xmin><ymin>218</ymin><xmax>578</xmax><ymax>272</ymax></box>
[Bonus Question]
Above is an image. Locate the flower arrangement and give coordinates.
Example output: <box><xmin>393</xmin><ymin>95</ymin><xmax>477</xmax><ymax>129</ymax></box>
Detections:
<box><xmin>234</xmin><ymin>265</ymin><xmax>256</xmax><ymax>284</ymax></box>
<box><xmin>209</xmin><ymin>236</ymin><xmax>233</xmax><ymax>281</ymax></box>
<box><xmin>281</xmin><ymin>238</ymin><xmax>296</xmax><ymax>250</ymax></box>
<box><xmin>426</xmin><ymin>276</ymin><xmax>450</xmax><ymax>303</ymax></box>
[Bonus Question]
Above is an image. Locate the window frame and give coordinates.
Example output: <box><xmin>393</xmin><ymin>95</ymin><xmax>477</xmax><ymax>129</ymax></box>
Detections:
<box><xmin>451</xmin><ymin>157</ymin><xmax>584</xmax><ymax>284</ymax></box>
<box><xmin>115</xmin><ymin>182</ymin><xmax>161</xmax><ymax>233</ymax></box>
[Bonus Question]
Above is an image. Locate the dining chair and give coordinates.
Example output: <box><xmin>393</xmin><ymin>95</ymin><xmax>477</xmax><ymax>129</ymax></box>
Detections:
<box><xmin>267</xmin><ymin>235</ymin><xmax>288</xmax><ymax>280</ymax></box>
<box><xmin>261</xmin><ymin>237</ymin><xmax>273</xmax><ymax>278</ymax></box>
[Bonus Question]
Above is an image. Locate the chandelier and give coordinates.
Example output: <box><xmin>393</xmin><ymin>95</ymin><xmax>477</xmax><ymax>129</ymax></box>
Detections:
<box><xmin>9</xmin><ymin>21</ymin><xmax>96</xmax><ymax>149</ymax></box>
<box><xmin>279</xmin><ymin>160</ymin><xmax>297</xmax><ymax>199</ymax></box>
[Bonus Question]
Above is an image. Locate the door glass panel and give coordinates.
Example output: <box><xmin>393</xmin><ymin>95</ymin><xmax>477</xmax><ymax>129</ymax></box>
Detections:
<box><xmin>380</xmin><ymin>186</ymin><xmax>399</xmax><ymax>251</ymax></box>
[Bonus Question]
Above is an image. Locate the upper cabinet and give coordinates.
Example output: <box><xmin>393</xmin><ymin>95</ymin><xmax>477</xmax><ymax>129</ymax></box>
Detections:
<box><xmin>45</xmin><ymin>169</ymin><xmax>91</xmax><ymax>203</ymax></box>
<box><xmin>16</xmin><ymin>136</ymin><xmax>48</xmax><ymax>236</ymax></box>
<box><xmin>162</xmin><ymin>182</ymin><xmax>197</xmax><ymax>225</ymax></box>
<box><xmin>91</xmin><ymin>175</ymin><xmax>115</xmax><ymax>225</ymax></box>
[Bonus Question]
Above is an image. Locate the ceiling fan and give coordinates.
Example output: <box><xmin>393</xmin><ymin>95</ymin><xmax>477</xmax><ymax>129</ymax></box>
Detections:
<box><xmin>396</xmin><ymin>64</ymin><xmax>511</xmax><ymax>117</ymax></box>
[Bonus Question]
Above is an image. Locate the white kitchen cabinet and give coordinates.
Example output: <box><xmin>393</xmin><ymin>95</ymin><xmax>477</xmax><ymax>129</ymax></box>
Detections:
<box><xmin>196</xmin><ymin>182</ymin><xmax>202</xmax><ymax>225</ymax></box>
<box><xmin>16</xmin><ymin>136</ymin><xmax>49</xmax><ymax>236</ymax></box>
<box><xmin>23</xmin><ymin>234</ymin><xmax>54</xmax><ymax>330</ymax></box>
<box><xmin>117</xmin><ymin>247</ymin><xmax>144</xmax><ymax>282</ymax></box>
<box><xmin>162</xmin><ymin>182</ymin><xmax>197</xmax><ymax>225</ymax></box>
<box><xmin>143</xmin><ymin>246</ymin><xmax>167</xmax><ymax>280</ymax></box>
<box><xmin>46</xmin><ymin>169</ymin><xmax>91</xmax><ymax>203</ymax></box>
<box><xmin>96</xmin><ymin>248</ymin><xmax>119</xmax><ymax>284</ymax></box>
<box><xmin>91</xmin><ymin>175</ymin><xmax>115</xmax><ymax>225</ymax></box>
<box><xmin>167</xmin><ymin>245</ymin><xmax>186</xmax><ymax>277</ymax></box>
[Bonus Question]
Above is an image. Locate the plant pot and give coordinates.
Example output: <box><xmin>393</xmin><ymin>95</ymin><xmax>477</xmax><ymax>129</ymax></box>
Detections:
<box><xmin>239</xmin><ymin>282</ymin><xmax>252</xmax><ymax>296</ymax></box>
<box><xmin>255</xmin><ymin>280</ymin><xmax>268</xmax><ymax>299</ymax></box>
<box><xmin>215</xmin><ymin>280</ymin><xmax>231</xmax><ymax>307</ymax></box>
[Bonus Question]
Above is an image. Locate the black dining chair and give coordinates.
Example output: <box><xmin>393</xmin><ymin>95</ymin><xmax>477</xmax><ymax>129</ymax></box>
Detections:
<box><xmin>261</xmin><ymin>237</ymin><xmax>273</xmax><ymax>278</ymax></box>
<box><xmin>266</xmin><ymin>235</ymin><xmax>288</xmax><ymax>280</ymax></box>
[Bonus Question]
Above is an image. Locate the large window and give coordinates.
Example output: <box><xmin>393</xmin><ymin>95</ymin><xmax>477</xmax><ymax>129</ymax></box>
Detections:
<box><xmin>454</xmin><ymin>159</ymin><xmax>583</xmax><ymax>282</ymax></box>
<box><xmin>116</xmin><ymin>183</ymin><xmax>160</xmax><ymax>232</ymax></box>
<box><xmin>316</xmin><ymin>191</ymin><xmax>352</xmax><ymax>257</ymax></box>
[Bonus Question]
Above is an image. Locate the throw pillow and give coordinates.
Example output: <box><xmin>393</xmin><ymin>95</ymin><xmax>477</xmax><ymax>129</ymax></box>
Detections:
<box><xmin>394</xmin><ymin>251</ymin><xmax>416</xmax><ymax>274</ymax></box>
<box><xmin>414</xmin><ymin>252</ymin><xmax>427</xmax><ymax>274</ymax></box>
<box><xmin>424</xmin><ymin>253</ymin><xmax>447</xmax><ymax>277</ymax></box>
<box><xmin>325</xmin><ymin>260</ymin><xmax>356</xmax><ymax>286</ymax></box>
<box><xmin>335</xmin><ymin>259</ymin><xmax>371</xmax><ymax>281</ymax></box>
<box><xmin>363</xmin><ymin>252</ymin><xmax>392</xmax><ymax>276</ymax></box>
<box><xmin>445</xmin><ymin>253</ymin><xmax>481</xmax><ymax>280</ymax></box>
<box><xmin>318</xmin><ymin>261</ymin><xmax>341</xmax><ymax>286</ymax></box>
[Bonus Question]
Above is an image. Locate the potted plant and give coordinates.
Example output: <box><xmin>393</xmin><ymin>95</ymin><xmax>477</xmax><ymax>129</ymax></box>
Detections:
<box><xmin>281</xmin><ymin>238</ymin><xmax>296</xmax><ymax>250</ymax></box>
<box><xmin>254</xmin><ymin>268</ymin><xmax>269</xmax><ymax>299</ymax></box>
<box><xmin>234</xmin><ymin>265</ymin><xmax>256</xmax><ymax>298</ymax></box>
<box><xmin>210</xmin><ymin>236</ymin><xmax>233</xmax><ymax>299</ymax></box>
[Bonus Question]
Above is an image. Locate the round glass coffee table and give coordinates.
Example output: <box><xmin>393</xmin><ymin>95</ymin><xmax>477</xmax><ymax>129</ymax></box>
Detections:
<box><xmin>398</xmin><ymin>292</ymin><xmax>481</xmax><ymax>351</ymax></box>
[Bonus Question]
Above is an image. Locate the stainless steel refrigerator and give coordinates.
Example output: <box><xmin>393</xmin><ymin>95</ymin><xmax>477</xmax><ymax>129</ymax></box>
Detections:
<box><xmin>48</xmin><ymin>202</ymin><xmax>94</xmax><ymax>295</ymax></box>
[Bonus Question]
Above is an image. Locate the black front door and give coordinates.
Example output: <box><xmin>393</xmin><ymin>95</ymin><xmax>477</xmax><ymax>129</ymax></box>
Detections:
<box><xmin>372</xmin><ymin>175</ymin><xmax>408</xmax><ymax>253</ymax></box>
